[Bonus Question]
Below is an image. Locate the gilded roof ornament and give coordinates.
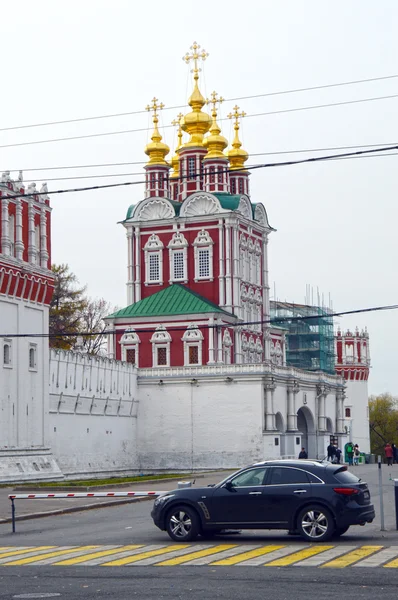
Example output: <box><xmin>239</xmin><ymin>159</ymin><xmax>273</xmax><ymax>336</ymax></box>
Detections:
<box><xmin>181</xmin><ymin>42</ymin><xmax>211</xmax><ymax>147</ymax></box>
<box><xmin>227</xmin><ymin>105</ymin><xmax>249</xmax><ymax>170</ymax></box>
<box><xmin>144</xmin><ymin>97</ymin><xmax>170</xmax><ymax>166</ymax></box>
<box><xmin>203</xmin><ymin>91</ymin><xmax>228</xmax><ymax>159</ymax></box>
<box><xmin>170</xmin><ymin>112</ymin><xmax>184</xmax><ymax>179</ymax></box>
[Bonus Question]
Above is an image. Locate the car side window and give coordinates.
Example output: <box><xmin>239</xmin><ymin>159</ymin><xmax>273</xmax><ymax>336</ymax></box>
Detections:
<box><xmin>269</xmin><ymin>467</ymin><xmax>309</xmax><ymax>485</ymax></box>
<box><xmin>229</xmin><ymin>468</ymin><xmax>268</xmax><ymax>487</ymax></box>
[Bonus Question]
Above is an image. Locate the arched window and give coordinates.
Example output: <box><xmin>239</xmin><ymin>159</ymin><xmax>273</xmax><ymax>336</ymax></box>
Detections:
<box><xmin>193</xmin><ymin>229</ymin><xmax>214</xmax><ymax>281</ymax></box>
<box><xmin>168</xmin><ymin>232</ymin><xmax>188</xmax><ymax>283</ymax></box>
<box><xmin>345</xmin><ymin>407</ymin><xmax>351</xmax><ymax>418</ymax></box>
<box><xmin>144</xmin><ymin>234</ymin><xmax>163</xmax><ymax>284</ymax></box>
<box><xmin>182</xmin><ymin>325</ymin><xmax>203</xmax><ymax>366</ymax></box>
<box><xmin>3</xmin><ymin>342</ymin><xmax>11</xmax><ymax>366</ymax></box>
<box><xmin>29</xmin><ymin>344</ymin><xmax>37</xmax><ymax>370</ymax></box>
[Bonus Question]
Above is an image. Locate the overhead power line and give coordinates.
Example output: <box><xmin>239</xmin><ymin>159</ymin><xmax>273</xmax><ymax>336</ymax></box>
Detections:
<box><xmin>1</xmin><ymin>93</ymin><xmax>398</xmax><ymax>150</ymax></box>
<box><xmin>3</xmin><ymin>144</ymin><xmax>398</xmax><ymax>199</ymax></box>
<box><xmin>2</xmin><ymin>302</ymin><xmax>398</xmax><ymax>338</ymax></box>
<box><xmin>4</xmin><ymin>141</ymin><xmax>398</xmax><ymax>174</ymax></box>
<box><xmin>1</xmin><ymin>73</ymin><xmax>398</xmax><ymax>133</ymax></box>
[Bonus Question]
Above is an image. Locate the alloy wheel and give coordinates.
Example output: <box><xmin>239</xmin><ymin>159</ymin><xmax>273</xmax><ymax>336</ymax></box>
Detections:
<box><xmin>301</xmin><ymin>509</ymin><xmax>329</xmax><ymax>539</ymax></box>
<box><xmin>169</xmin><ymin>510</ymin><xmax>192</xmax><ymax>539</ymax></box>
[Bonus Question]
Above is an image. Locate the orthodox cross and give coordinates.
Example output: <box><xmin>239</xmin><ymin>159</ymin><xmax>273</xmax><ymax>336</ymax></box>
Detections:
<box><xmin>146</xmin><ymin>97</ymin><xmax>165</xmax><ymax>122</ymax></box>
<box><xmin>227</xmin><ymin>105</ymin><xmax>246</xmax><ymax>127</ymax></box>
<box><xmin>171</xmin><ymin>112</ymin><xmax>184</xmax><ymax>146</ymax></box>
<box><xmin>206</xmin><ymin>91</ymin><xmax>224</xmax><ymax>117</ymax></box>
<box><xmin>183</xmin><ymin>41</ymin><xmax>209</xmax><ymax>76</ymax></box>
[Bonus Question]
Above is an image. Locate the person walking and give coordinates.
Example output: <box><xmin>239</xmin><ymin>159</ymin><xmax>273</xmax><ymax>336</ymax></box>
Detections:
<box><xmin>298</xmin><ymin>447</ymin><xmax>308</xmax><ymax>459</ymax></box>
<box><xmin>346</xmin><ymin>442</ymin><xmax>354</xmax><ymax>466</ymax></box>
<box><xmin>353</xmin><ymin>444</ymin><xmax>360</xmax><ymax>466</ymax></box>
<box><xmin>385</xmin><ymin>442</ymin><xmax>394</xmax><ymax>466</ymax></box>
<box><xmin>327</xmin><ymin>443</ymin><xmax>336</xmax><ymax>462</ymax></box>
<box><xmin>392</xmin><ymin>443</ymin><xmax>398</xmax><ymax>464</ymax></box>
<box><xmin>335</xmin><ymin>447</ymin><xmax>342</xmax><ymax>464</ymax></box>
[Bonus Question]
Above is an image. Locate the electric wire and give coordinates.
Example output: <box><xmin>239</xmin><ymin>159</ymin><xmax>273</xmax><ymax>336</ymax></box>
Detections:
<box><xmin>2</xmin><ymin>303</ymin><xmax>398</xmax><ymax>338</ymax></box>
<box><xmin>1</xmin><ymin>73</ymin><xmax>398</xmax><ymax>132</ymax></box>
<box><xmin>1</xmin><ymin>93</ymin><xmax>398</xmax><ymax>150</ymax></box>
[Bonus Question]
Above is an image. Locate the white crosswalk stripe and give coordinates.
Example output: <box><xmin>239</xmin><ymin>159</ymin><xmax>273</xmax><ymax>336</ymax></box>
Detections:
<box><xmin>353</xmin><ymin>546</ymin><xmax>398</xmax><ymax>567</ymax></box>
<box><xmin>294</xmin><ymin>545</ymin><xmax>357</xmax><ymax>566</ymax></box>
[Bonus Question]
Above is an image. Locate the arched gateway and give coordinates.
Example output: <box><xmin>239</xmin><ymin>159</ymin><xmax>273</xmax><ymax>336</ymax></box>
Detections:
<box><xmin>297</xmin><ymin>406</ymin><xmax>316</xmax><ymax>459</ymax></box>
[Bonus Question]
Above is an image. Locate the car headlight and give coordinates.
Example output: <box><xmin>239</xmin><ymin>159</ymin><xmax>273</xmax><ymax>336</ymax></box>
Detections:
<box><xmin>154</xmin><ymin>494</ymin><xmax>175</xmax><ymax>507</ymax></box>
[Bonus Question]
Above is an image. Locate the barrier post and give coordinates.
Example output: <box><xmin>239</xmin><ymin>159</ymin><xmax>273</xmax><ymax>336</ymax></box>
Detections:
<box><xmin>395</xmin><ymin>479</ymin><xmax>398</xmax><ymax>530</ymax></box>
<box><xmin>11</xmin><ymin>498</ymin><xmax>16</xmax><ymax>534</ymax></box>
<box><xmin>378</xmin><ymin>455</ymin><xmax>385</xmax><ymax>531</ymax></box>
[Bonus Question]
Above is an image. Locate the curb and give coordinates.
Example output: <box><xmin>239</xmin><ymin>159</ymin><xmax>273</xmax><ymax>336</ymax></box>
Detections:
<box><xmin>0</xmin><ymin>495</ymin><xmax>153</xmax><ymax>526</ymax></box>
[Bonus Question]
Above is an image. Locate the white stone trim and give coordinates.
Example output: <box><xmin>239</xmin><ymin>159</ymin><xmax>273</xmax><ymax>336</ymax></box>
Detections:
<box><xmin>144</xmin><ymin>234</ymin><xmax>164</xmax><ymax>285</ymax></box>
<box><xmin>168</xmin><ymin>232</ymin><xmax>188</xmax><ymax>283</ymax></box>
<box><xmin>193</xmin><ymin>229</ymin><xmax>214</xmax><ymax>281</ymax></box>
<box><xmin>132</xmin><ymin>197</ymin><xmax>175</xmax><ymax>221</ymax></box>
<box><xmin>180</xmin><ymin>192</ymin><xmax>222</xmax><ymax>217</ymax></box>
<box><xmin>150</xmin><ymin>325</ymin><xmax>171</xmax><ymax>368</ymax></box>
<box><xmin>182</xmin><ymin>325</ymin><xmax>203</xmax><ymax>366</ymax></box>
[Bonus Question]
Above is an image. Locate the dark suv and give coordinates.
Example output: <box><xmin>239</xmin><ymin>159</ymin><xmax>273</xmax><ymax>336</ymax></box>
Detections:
<box><xmin>151</xmin><ymin>460</ymin><xmax>375</xmax><ymax>543</ymax></box>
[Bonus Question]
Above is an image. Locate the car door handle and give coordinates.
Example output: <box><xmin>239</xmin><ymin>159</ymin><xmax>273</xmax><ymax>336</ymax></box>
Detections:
<box><xmin>249</xmin><ymin>491</ymin><xmax>262</xmax><ymax>495</ymax></box>
<box><xmin>293</xmin><ymin>489</ymin><xmax>307</xmax><ymax>494</ymax></box>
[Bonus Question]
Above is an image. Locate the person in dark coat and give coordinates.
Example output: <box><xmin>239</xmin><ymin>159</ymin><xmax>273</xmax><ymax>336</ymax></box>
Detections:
<box><xmin>327</xmin><ymin>443</ymin><xmax>336</xmax><ymax>462</ymax></box>
<box><xmin>298</xmin><ymin>448</ymin><xmax>308</xmax><ymax>459</ymax></box>
<box><xmin>335</xmin><ymin>447</ymin><xmax>342</xmax><ymax>464</ymax></box>
<box><xmin>392</xmin><ymin>443</ymin><xmax>398</xmax><ymax>464</ymax></box>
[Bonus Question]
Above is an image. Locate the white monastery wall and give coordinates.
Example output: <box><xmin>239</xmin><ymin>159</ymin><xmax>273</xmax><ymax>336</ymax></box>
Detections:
<box><xmin>344</xmin><ymin>379</ymin><xmax>370</xmax><ymax>453</ymax></box>
<box><xmin>49</xmin><ymin>350</ymin><xmax>139</xmax><ymax>477</ymax></box>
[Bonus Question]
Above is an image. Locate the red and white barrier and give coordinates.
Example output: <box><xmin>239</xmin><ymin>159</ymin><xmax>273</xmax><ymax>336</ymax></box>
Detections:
<box><xmin>9</xmin><ymin>491</ymin><xmax>167</xmax><ymax>499</ymax></box>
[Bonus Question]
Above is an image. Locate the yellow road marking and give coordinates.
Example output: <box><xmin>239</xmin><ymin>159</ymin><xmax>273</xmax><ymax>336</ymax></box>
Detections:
<box><xmin>383</xmin><ymin>554</ymin><xmax>398</xmax><ymax>568</ymax></box>
<box><xmin>211</xmin><ymin>545</ymin><xmax>286</xmax><ymax>566</ymax></box>
<box><xmin>0</xmin><ymin>547</ymin><xmax>55</xmax><ymax>560</ymax></box>
<box><xmin>53</xmin><ymin>545</ymin><xmax>143</xmax><ymax>565</ymax></box>
<box><xmin>4</xmin><ymin>546</ymin><xmax>99</xmax><ymax>566</ymax></box>
<box><xmin>156</xmin><ymin>544</ymin><xmax>238</xmax><ymax>566</ymax></box>
<box><xmin>101</xmin><ymin>545</ymin><xmax>190</xmax><ymax>566</ymax></box>
<box><xmin>321</xmin><ymin>546</ymin><xmax>383</xmax><ymax>568</ymax></box>
<box><xmin>265</xmin><ymin>545</ymin><xmax>334</xmax><ymax>566</ymax></box>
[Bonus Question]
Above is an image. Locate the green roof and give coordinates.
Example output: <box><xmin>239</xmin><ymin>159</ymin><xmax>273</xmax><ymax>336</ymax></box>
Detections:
<box><xmin>106</xmin><ymin>284</ymin><xmax>235</xmax><ymax>319</ymax></box>
<box><xmin>213</xmin><ymin>192</ymin><xmax>241</xmax><ymax>211</ymax></box>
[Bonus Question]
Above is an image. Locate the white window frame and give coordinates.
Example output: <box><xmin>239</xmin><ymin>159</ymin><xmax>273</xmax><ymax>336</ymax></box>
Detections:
<box><xmin>168</xmin><ymin>231</ymin><xmax>188</xmax><ymax>283</ymax></box>
<box><xmin>150</xmin><ymin>325</ymin><xmax>172</xmax><ymax>368</ymax></box>
<box><xmin>120</xmin><ymin>328</ymin><xmax>141</xmax><ymax>366</ymax></box>
<box><xmin>193</xmin><ymin>229</ymin><xmax>214</xmax><ymax>282</ymax></box>
<box><xmin>188</xmin><ymin>157</ymin><xmax>196</xmax><ymax>180</ymax></box>
<box><xmin>3</xmin><ymin>339</ymin><xmax>12</xmax><ymax>368</ymax></box>
<box><xmin>182</xmin><ymin>325</ymin><xmax>204</xmax><ymax>366</ymax></box>
<box><xmin>144</xmin><ymin>234</ymin><xmax>163</xmax><ymax>285</ymax></box>
<box><xmin>29</xmin><ymin>343</ymin><xmax>38</xmax><ymax>371</ymax></box>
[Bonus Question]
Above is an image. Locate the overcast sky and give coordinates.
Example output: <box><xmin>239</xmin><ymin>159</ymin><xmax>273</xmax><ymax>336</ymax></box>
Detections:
<box><xmin>1</xmin><ymin>1</ymin><xmax>397</xmax><ymax>395</ymax></box>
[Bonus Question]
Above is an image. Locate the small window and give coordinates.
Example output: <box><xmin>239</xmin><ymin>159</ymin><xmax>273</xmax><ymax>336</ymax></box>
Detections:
<box><xmin>345</xmin><ymin>407</ymin><xmax>351</xmax><ymax>418</ymax></box>
<box><xmin>218</xmin><ymin>167</ymin><xmax>223</xmax><ymax>183</ymax></box>
<box><xmin>150</xmin><ymin>172</ymin><xmax>156</xmax><ymax>186</ymax></box>
<box><xmin>230</xmin><ymin>467</ymin><xmax>268</xmax><ymax>487</ymax></box>
<box><xmin>274</xmin><ymin>438</ymin><xmax>279</xmax><ymax>446</ymax></box>
<box><xmin>209</xmin><ymin>166</ymin><xmax>215</xmax><ymax>183</ymax></box>
<box><xmin>148</xmin><ymin>253</ymin><xmax>160</xmax><ymax>282</ymax></box>
<box><xmin>188</xmin><ymin>346</ymin><xmax>199</xmax><ymax>365</ymax></box>
<box><xmin>231</xmin><ymin>178</ymin><xmax>236</xmax><ymax>194</ymax></box>
<box><xmin>157</xmin><ymin>347</ymin><xmax>167</xmax><ymax>366</ymax></box>
<box><xmin>173</xmin><ymin>251</ymin><xmax>185</xmax><ymax>280</ymax></box>
<box><xmin>188</xmin><ymin>157</ymin><xmax>196</xmax><ymax>180</ymax></box>
<box><xmin>306</xmin><ymin>472</ymin><xmax>324</xmax><ymax>484</ymax></box>
<box><xmin>159</xmin><ymin>173</ymin><xmax>164</xmax><ymax>188</ymax></box>
<box><xmin>269</xmin><ymin>467</ymin><xmax>309</xmax><ymax>485</ymax></box>
<box><xmin>29</xmin><ymin>345</ymin><xmax>37</xmax><ymax>370</ymax></box>
<box><xmin>198</xmin><ymin>248</ymin><xmax>210</xmax><ymax>278</ymax></box>
<box><xmin>126</xmin><ymin>349</ymin><xmax>136</xmax><ymax>364</ymax></box>
<box><xmin>238</xmin><ymin>178</ymin><xmax>244</xmax><ymax>194</ymax></box>
<box><xmin>333</xmin><ymin>468</ymin><xmax>360</xmax><ymax>484</ymax></box>
<box><xmin>3</xmin><ymin>343</ymin><xmax>11</xmax><ymax>366</ymax></box>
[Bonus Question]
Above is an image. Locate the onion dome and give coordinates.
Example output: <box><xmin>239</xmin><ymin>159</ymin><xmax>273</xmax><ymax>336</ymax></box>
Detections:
<box><xmin>144</xmin><ymin>97</ymin><xmax>170</xmax><ymax>166</ymax></box>
<box><xmin>203</xmin><ymin>91</ymin><xmax>228</xmax><ymax>159</ymax></box>
<box><xmin>181</xmin><ymin>42</ymin><xmax>211</xmax><ymax>148</ymax></box>
<box><xmin>227</xmin><ymin>105</ymin><xmax>249</xmax><ymax>170</ymax></box>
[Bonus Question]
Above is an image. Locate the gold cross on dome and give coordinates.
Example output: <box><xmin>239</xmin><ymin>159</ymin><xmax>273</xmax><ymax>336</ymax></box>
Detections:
<box><xmin>145</xmin><ymin>97</ymin><xmax>165</xmax><ymax>120</ymax></box>
<box><xmin>171</xmin><ymin>112</ymin><xmax>184</xmax><ymax>129</ymax></box>
<box><xmin>183</xmin><ymin>41</ymin><xmax>209</xmax><ymax>76</ymax></box>
<box><xmin>227</xmin><ymin>105</ymin><xmax>247</xmax><ymax>127</ymax></box>
<box><xmin>206</xmin><ymin>91</ymin><xmax>224</xmax><ymax>115</ymax></box>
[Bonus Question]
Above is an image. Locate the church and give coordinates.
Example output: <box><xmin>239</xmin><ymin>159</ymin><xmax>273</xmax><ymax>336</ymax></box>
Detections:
<box><xmin>0</xmin><ymin>43</ymin><xmax>370</xmax><ymax>482</ymax></box>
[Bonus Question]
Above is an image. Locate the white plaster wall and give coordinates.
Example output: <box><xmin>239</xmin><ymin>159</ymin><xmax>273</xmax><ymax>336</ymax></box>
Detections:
<box><xmin>49</xmin><ymin>350</ymin><xmax>139</xmax><ymax>477</ymax></box>
<box><xmin>137</xmin><ymin>379</ymin><xmax>264</xmax><ymax>470</ymax></box>
<box><xmin>344</xmin><ymin>379</ymin><xmax>370</xmax><ymax>453</ymax></box>
<box><xmin>0</xmin><ymin>298</ymin><xmax>48</xmax><ymax>449</ymax></box>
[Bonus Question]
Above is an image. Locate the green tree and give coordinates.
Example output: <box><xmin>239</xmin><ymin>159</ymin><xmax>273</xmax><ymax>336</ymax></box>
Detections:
<box><xmin>49</xmin><ymin>264</ymin><xmax>87</xmax><ymax>350</ymax></box>
<box><xmin>369</xmin><ymin>393</ymin><xmax>398</xmax><ymax>457</ymax></box>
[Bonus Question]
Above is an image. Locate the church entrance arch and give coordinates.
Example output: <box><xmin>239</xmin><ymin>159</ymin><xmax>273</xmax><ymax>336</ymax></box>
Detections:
<box><xmin>275</xmin><ymin>412</ymin><xmax>285</xmax><ymax>456</ymax></box>
<box><xmin>297</xmin><ymin>406</ymin><xmax>316</xmax><ymax>459</ymax></box>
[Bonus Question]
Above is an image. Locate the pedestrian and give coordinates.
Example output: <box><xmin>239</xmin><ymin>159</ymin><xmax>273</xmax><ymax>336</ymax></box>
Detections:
<box><xmin>335</xmin><ymin>447</ymin><xmax>342</xmax><ymax>464</ymax></box>
<box><xmin>353</xmin><ymin>444</ymin><xmax>360</xmax><ymax>466</ymax></box>
<box><xmin>385</xmin><ymin>442</ymin><xmax>394</xmax><ymax>466</ymax></box>
<box><xmin>392</xmin><ymin>443</ymin><xmax>398</xmax><ymax>464</ymax></box>
<box><xmin>327</xmin><ymin>442</ymin><xmax>336</xmax><ymax>462</ymax></box>
<box><xmin>346</xmin><ymin>442</ymin><xmax>354</xmax><ymax>466</ymax></box>
<box><xmin>298</xmin><ymin>447</ymin><xmax>308</xmax><ymax>459</ymax></box>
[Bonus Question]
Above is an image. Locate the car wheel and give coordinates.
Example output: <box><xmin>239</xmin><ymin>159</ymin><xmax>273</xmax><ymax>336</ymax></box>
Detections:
<box><xmin>297</xmin><ymin>506</ymin><xmax>335</xmax><ymax>542</ymax></box>
<box><xmin>334</xmin><ymin>525</ymin><xmax>350</xmax><ymax>537</ymax></box>
<box><xmin>166</xmin><ymin>505</ymin><xmax>200</xmax><ymax>542</ymax></box>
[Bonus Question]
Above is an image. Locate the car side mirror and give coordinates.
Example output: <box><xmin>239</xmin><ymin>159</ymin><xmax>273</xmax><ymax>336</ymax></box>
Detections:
<box><xmin>223</xmin><ymin>480</ymin><xmax>235</xmax><ymax>492</ymax></box>
<box><xmin>207</xmin><ymin>484</ymin><xmax>215</xmax><ymax>487</ymax></box>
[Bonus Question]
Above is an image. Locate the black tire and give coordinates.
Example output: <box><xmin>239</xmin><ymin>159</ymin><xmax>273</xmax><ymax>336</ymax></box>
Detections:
<box><xmin>296</xmin><ymin>505</ymin><xmax>335</xmax><ymax>542</ymax></box>
<box><xmin>334</xmin><ymin>525</ymin><xmax>350</xmax><ymax>537</ymax></box>
<box><xmin>166</xmin><ymin>505</ymin><xmax>200</xmax><ymax>542</ymax></box>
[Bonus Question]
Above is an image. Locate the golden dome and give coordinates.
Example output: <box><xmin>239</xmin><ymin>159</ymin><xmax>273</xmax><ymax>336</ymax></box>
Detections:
<box><xmin>144</xmin><ymin>98</ymin><xmax>170</xmax><ymax>166</ymax></box>
<box><xmin>181</xmin><ymin>42</ymin><xmax>211</xmax><ymax>148</ymax></box>
<box><xmin>227</xmin><ymin>105</ymin><xmax>249</xmax><ymax>170</ymax></box>
<box><xmin>203</xmin><ymin>91</ymin><xmax>228</xmax><ymax>160</ymax></box>
<box><xmin>170</xmin><ymin>113</ymin><xmax>184</xmax><ymax>179</ymax></box>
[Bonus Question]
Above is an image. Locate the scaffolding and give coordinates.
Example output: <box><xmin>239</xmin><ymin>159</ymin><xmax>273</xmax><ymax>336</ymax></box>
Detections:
<box><xmin>270</xmin><ymin>300</ymin><xmax>336</xmax><ymax>374</ymax></box>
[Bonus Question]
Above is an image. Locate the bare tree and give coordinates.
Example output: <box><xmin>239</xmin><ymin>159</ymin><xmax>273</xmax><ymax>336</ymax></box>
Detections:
<box><xmin>78</xmin><ymin>297</ymin><xmax>112</xmax><ymax>355</ymax></box>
